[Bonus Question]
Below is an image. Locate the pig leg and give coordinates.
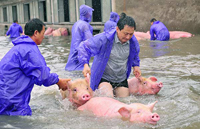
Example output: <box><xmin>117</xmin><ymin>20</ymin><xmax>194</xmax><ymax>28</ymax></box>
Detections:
<box><xmin>98</xmin><ymin>82</ymin><xmax>114</xmax><ymax>97</ymax></box>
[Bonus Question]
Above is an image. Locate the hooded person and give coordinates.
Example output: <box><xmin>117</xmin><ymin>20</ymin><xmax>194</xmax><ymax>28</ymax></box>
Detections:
<box><xmin>150</xmin><ymin>18</ymin><xmax>170</xmax><ymax>41</ymax></box>
<box><xmin>65</xmin><ymin>5</ymin><xmax>94</xmax><ymax>71</ymax></box>
<box><xmin>104</xmin><ymin>12</ymin><xmax>120</xmax><ymax>32</ymax></box>
<box><xmin>0</xmin><ymin>18</ymin><xmax>71</xmax><ymax>116</ymax></box>
<box><xmin>5</xmin><ymin>20</ymin><xmax>23</xmax><ymax>40</ymax></box>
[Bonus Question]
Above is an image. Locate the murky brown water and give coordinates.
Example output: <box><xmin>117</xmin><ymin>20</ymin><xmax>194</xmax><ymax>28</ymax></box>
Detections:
<box><xmin>0</xmin><ymin>35</ymin><xmax>200</xmax><ymax>129</ymax></box>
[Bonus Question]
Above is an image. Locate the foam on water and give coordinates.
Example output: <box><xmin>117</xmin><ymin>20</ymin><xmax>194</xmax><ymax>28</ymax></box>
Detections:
<box><xmin>0</xmin><ymin>35</ymin><xmax>200</xmax><ymax>129</ymax></box>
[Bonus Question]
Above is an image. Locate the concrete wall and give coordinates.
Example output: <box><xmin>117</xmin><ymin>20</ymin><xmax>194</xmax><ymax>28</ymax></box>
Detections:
<box><xmin>1</xmin><ymin>0</ymin><xmax>199</xmax><ymax>34</ymax></box>
<box><xmin>115</xmin><ymin>0</ymin><xmax>200</xmax><ymax>34</ymax></box>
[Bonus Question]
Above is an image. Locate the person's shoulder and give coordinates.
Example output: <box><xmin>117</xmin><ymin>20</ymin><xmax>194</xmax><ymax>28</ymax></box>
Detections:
<box><xmin>130</xmin><ymin>34</ymin><xmax>139</xmax><ymax>43</ymax></box>
<box><xmin>150</xmin><ymin>24</ymin><xmax>156</xmax><ymax>29</ymax></box>
<box><xmin>93</xmin><ymin>32</ymin><xmax>105</xmax><ymax>38</ymax></box>
<box><xmin>77</xmin><ymin>20</ymin><xmax>89</xmax><ymax>25</ymax></box>
<box><xmin>77</xmin><ymin>20</ymin><xmax>90</xmax><ymax>29</ymax></box>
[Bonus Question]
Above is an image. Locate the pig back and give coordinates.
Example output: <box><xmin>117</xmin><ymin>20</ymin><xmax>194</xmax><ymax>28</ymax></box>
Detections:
<box><xmin>78</xmin><ymin>97</ymin><xmax>127</xmax><ymax>117</ymax></box>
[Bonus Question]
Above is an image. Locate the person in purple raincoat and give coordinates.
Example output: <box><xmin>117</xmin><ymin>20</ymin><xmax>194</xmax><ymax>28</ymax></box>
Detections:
<box><xmin>78</xmin><ymin>13</ymin><xmax>141</xmax><ymax>98</ymax></box>
<box><xmin>5</xmin><ymin>20</ymin><xmax>23</xmax><ymax>40</ymax></box>
<box><xmin>65</xmin><ymin>5</ymin><xmax>94</xmax><ymax>71</ymax></box>
<box><xmin>150</xmin><ymin>18</ymin><xmax>170</xmax><ymax>41</ymax></box>
<box><xmin>0</xmin><ymin>18</ymin><xmax>71</xmax><ymax>116</ymax></box>
<box><xmin>104</xmin><ymin>12</ymin><xmax>119</xmax><ymax>32</ymax></box>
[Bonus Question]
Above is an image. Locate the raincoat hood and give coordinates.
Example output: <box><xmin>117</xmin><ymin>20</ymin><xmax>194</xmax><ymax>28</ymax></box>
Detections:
<box><xmin>12</xmin><ymin>35</ymin><xmax>36</xmax><ymax>46</ymax></box>
<box><xmin>65</xmin><ymin>5</ymin><xmax>93</xmax><ymax>71</ymax></box>
<box><xmin>79</xmin><ymin>5</ymin><xmax>94</xmax><ymax>22</ymax></box>
<box><xmin>104</xmin><ymin>12</ymin><xmax>119</xmax><ymax>32</ymax></box>
<box><xmin>110</xmin><ymin>12</ymin><xmax>119</xmax><ymax>22</ymax></box>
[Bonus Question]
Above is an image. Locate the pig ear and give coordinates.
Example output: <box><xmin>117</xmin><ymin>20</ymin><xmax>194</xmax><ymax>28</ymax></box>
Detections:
<box><xmin>138</xmin><ymin>77</ymin><xmax>143</xmax><ymax>82</ymax></box>
<box><xmin>85</xmin><ymin>73</ymin><xmax>90</xmax><ymax>84</ymax></box>
<box><xmin>148</xmin><ymin>101</ymin><xmax>158</xmax><ymax>112</ymax></box>
<box><xmin>118</xmin><ymin>107</ymin><xmax>131</xmax><ymax>120</ymax></box>
<box><xmin>67</xmin><ymin>80</ymin><xmax>73</xmax><ymax>89</ymax></box>
<box><xmin>149</xmin><ymin>77</ymin><xmax>157</xmax><ymax>82</ymax></box>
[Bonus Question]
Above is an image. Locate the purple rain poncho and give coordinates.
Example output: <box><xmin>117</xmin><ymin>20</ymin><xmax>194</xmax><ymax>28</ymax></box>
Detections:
<box><xmin>65</xmin><ymin>5</ymin><xmax>94</xmax><ymax>71</ymax></box>
<box><xmin>0</xmin><ymin>35</ymin><xmax>59</xmax><ymax>116</ymax></box>
<box><xmin>150</xmin><ymin>21</ymin><xmax>170</xmax><ymax>41</ymax></box>
<box><xmin>104</xmin><ymin>12</ymin><xmax>119</xmax><ymax>32</ymax></box>
<box><xmin>77</xmin><ymin>28</ymin><xmax>140</xmax><ymax>91</ymax></box>
<box><xmin>6</xmin><ymin>23</ymin><xmax>23</xmax><ymax>38</ymax></box>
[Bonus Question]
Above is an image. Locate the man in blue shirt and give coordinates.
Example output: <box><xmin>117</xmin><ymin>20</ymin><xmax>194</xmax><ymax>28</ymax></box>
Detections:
<box><xmin>0</xmin><ymin>18</ymin><xmax>71</xmax><ymax>116</ymax></box>
<box><xmin>150</xmin><ymin>18</ymin><xmax>170</xmax><ymax>41</ymax></box>
<box><xmin>5</xmin><ymin>20</ymin><xmax>23</xmax><ymax>40</ymax></box>
<box><xmin>77</xmin><ymin>13</ymin><xmax>141</xmax><ymax>98</ymax></box>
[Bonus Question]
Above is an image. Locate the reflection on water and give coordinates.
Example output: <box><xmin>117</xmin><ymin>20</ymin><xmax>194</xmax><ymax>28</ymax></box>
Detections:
<box><xmin>0</xmin><ymin>35</ymin><xmax>200</xmax><ymax>129</ymax></box>
<box><xmin>149</xmin><ymin>41</ymin><xmax>170</xmax><ymax>57</ymax></box>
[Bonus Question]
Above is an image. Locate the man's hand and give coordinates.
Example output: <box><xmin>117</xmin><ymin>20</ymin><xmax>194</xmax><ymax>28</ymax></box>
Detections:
<box><xmin>57</xmin><ymin>78</ymin><xmax>71</xmax><ymax>91</ymax></box>
<box><xmin>83</xmin><ymin>64</ymin><xmax>91</xmax><ymax>77</ymax></box>
<box><xmin>133</xmin><ymin>66</ymin><xmax>141</xmax><ymax>79</ymax></box>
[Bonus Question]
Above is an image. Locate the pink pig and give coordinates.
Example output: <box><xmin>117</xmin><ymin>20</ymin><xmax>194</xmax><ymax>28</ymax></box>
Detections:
<box><xmin>44</xmin><ymin>27</ymin><xmax>54</xmax><ymax>36</ymax></box>
<box><xmin>134</xmin><ymin>31</ymin><xmax>150</xmax><ymax>41</ymax></box>
<box><xmin>59</xmin><ymin>28</ymin><xmax>68</xmax><ymax>36</ymax></box>
<box><xmin>78</xmin><ymin>97</ymin><xmax>160</xmax><ymax>125</ymax></box>
<box><xmin>169</xmin><ymin>31</ymin><xmax>193</xmax><ymax>39</ymax></box>
<box><xmin>60</xmin><ymin>75</ymin><xmax>93</xmax><ymax>107</ymax></box>
<box><xmin>52</xmin><ymin>29</ymin><xmax>62</xmax><ymax>36</ymax></box>
<box><xmin>128</xmin><ymin>76</ymin><xmax>163</xmax><ymax>95</ymax></box>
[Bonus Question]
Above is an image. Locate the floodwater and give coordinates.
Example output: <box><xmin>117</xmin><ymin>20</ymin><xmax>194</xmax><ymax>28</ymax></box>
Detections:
<box><xmin>0</xmin><ymin>34</ymin><xmax>200</xmax><ymax>129</ymax></box>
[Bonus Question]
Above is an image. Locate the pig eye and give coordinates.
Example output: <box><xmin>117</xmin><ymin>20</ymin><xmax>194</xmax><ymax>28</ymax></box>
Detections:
<box><xmin>86</xmin><ymin>87</ymin><xmax>89</xmax><ymax>90</ymax></box>
<box><xmin>137</xmin><ymin>110</ymin><xmax>141</xmax><ymax>113</ymax></box>
<box><xmin>143</xmin><ymin>82</ymin><xmax>147</xmax><ymax>85</ymax></box>
<box><xmin>73</xmin><ymin>88</ymin><xmax>77</xmax><ymax>92</ymax></box>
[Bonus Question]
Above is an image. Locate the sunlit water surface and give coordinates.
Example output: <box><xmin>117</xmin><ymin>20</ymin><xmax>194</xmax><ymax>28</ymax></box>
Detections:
<box><xmin>0</xmin><ymin>35</ymin><xmax>200</xmax><ymax>129</ymax></box>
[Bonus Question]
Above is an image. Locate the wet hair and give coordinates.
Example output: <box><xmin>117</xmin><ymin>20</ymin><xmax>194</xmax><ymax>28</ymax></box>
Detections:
<box><xmin>14</xmin><ymin>20</ymin><xmax>18</xmax><ymax>23</ymax></box>
<box><xmin>119</xmin><ymin>12</ymin><xmax>126</xmax><ymax>19</ymax></box>
<box><xmin>25</xmin><ymin>18</ymin><xmax>45</xmax><ymax>36</ymax></box>
<box><xmin>117</xmin><ymin>12</ymin><xmax>136</xmax><ymax>30</ymax></box>
<box><xmin>150</xmin><ymin>18</ymin><xmax>157</xmax><ymax>23</ymax></box>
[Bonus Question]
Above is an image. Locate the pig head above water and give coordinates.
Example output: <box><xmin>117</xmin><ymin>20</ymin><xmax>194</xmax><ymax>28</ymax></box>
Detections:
<box><xmin>78</xmin><ymin>97</ymin><xmax>160</xmax><ymax>125</ymax></box>
<box><xmin>128</xmin><ymin>76</ymin><xmax>163</xmax><ymax>95</ymax></box>
<box><xmin>60</xmin><ymin>76</ymin><xmax>93</xmax><ymax>107</ymax></box>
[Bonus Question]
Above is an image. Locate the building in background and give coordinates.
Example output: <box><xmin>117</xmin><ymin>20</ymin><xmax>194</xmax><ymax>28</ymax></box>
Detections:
<box><xmin>0</xmin><ymin>0</ymin><xmax>114</xmax><ymax>35</ymax></box>
<box><xmin>0</xmin><ymin>0</ymin><xmax>199</xmax><ymax>35</ymax></box>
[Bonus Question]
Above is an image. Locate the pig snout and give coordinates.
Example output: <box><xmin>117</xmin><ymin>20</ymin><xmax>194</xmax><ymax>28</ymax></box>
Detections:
<box><xmin>152</xmin><ymin>82</ymin><xmax>163</xmax><ymax>89</ymax></box>
<box><xmin>149</xmin><ymin>113</ymin><xmax>160</xmax><ymax>124</ymax></box>
<box><xmin>82</xmin><ymin>94</ymin><xmax>91</xmax><ymax>101</ymax></box>
<box><xmin>158</xmin><ymin>82</ymin><xmax>163</xmax><ymax>88</ymax></box>
<box><xmin>151</xmin><ymin>113</ymin><xmax>160</xmax><ymax>121</ymax></box>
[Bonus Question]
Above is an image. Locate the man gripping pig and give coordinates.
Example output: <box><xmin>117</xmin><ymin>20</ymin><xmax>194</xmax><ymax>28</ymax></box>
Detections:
<box><xmin>77</xmin><ymin>13</ymin><xmax>141</xmax><ymax>98</ymax></box>
<box><xmin>0</xmin><ymin>18</ymin><xmax>71</xmax><ymax>116</ymax></box>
